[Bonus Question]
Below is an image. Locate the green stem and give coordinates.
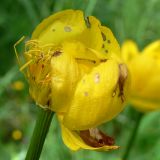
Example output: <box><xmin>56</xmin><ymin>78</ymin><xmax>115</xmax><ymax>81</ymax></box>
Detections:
<box><xmin>25</xmin><ymin>107</ymin><xmax>54</xmax><ymax>160</ymax></box>
<box><xmin>122</xmin><ymin>110</ymin><xmax>144</xmax><ymax>160</ymax></box>
<box><xmin>85</xmin><ymin>0</ymin><xmax>97</xmax><ymax>16</ymax></box>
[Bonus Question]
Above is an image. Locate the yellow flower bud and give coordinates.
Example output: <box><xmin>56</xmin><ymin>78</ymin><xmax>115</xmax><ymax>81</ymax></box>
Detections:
<box><xmin>20</xmin><ymin>10</ymin><xmax>129</xmax><ymax>151</ymax></box>
<box><xmin>121</xmin><ymin>40</ymin><xmax>160</xmax><ymax>112</ymax></box>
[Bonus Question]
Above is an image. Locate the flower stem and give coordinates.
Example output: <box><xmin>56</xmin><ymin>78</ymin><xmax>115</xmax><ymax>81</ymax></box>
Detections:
<box><xmin>25</xmin><ymin>107</ymin><xmax>54</xmax><ymax>160</ymax></box>
<box><xmin>122</xmin><ymin>110</ymin><xmax>144</xmax><ymax>160</ymax></box>
<box><xmin>85</xmin><ymin>0</ymin><xmax>97</xmax><ymax>16</ymax></box>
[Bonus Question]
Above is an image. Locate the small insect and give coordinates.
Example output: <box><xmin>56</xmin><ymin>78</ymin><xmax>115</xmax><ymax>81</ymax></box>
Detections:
<box><xmin>52</xmin><ymin>50</ymin><xmax>62</xmax><ymax>57</ymax></box>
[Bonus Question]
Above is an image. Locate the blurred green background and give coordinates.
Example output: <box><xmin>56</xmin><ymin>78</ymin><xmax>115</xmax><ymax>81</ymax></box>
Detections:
<box><xmin>0</xmin><ymin>0</ymin><xmax>160</xmax><ymax>160</ymax></box>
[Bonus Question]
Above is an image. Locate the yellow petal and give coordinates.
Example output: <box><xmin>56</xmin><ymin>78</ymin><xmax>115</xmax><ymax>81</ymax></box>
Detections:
<box><xmin>121</xmin><ymin>40</ymin><xmax>139</xmax><ymax>62</ymax></box>
<box><xmin>62</xmin><ymin>41</ymin><xmax>110</xmax><ymax>73</ymax></box>
<box><xmin>59</xmin><ymin>118</ymin><xmax>119</xmax><ymax>151</ymax></box>
<box><xmin>99</xmin><ymin>26</ymin><xmax>121</xmax><ymax>61</ymax></box>
<box><xmin>129</xmin><ymin>54</ymin><xmax>160</xmax><ymax>100</ymax></box>
<box><xmin>62</xmin><ymin>41</ymin><xmax>100</xmax><ymax>64</ymax></box>
<box><xmin>50</xmin><ymin>50</ymin><xmax>81</xmax><ymax>112</ymax></box>
<box><xmin>142</xmin><ymin>40</ymin><xmax>160</xmax><ymax>56</ymax></box>
<box><xmin>63</xmin><ymin>60</ymin><xmax>128</xmax><ymax>130</ymax></box>
<box><xmin>32</xmin><ymin>10</ymin><xmax>120</xmax><ymax>60</ymax></box>
<box><xmin>77</xmin><ymin>16</ymin><xmax>103</xmax><ymax>51</ymax></box>
<box><xmin>122</xmin><ymin>40</ymin><xmax>160</xmax><ymax>112</ymax></box>
<box><xmin>32</xmin><ymin>10</ymin><xmax>86</xmax><ymax>45</ymax></box>
<box><xmin>130</xmin><ymin>97</ymin><xmax>160</xmax><ymax>112</ymax></box>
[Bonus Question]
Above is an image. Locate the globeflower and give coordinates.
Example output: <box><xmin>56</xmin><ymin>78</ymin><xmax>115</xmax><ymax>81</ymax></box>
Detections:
<box><xmin>121</xmin><ymin>40</ymin><xmax>160</xmax><ymax>112</ymax></box>
<box><xmin>19</xmin><ymin>10</ymin><xmax>129</xmax><ymax>151</ymax></box>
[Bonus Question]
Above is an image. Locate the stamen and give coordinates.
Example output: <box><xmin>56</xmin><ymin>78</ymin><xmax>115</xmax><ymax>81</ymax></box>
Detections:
<box><xmin>20</xmin><ymin>59</ymin><xmax>33</xmax><ymax>71</ymax></box>
<box><xmin>41</xmin><ymin>43</ymin><xmax>56</xmax><ymax>49</ymax></box>
<box><xmin>14</xmin><ymin>36</ymin><xmax>25</xmax><ymax>66</ymax></box>
<box><xmin>25</xmin><ymin>40</ymin><xmax>39</xmax><ymax>51</ymax></box>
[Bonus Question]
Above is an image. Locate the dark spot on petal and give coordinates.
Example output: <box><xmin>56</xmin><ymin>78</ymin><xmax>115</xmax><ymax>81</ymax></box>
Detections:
<box><xmin>113</xmin><ymin>64</ymin><xmax>128</xmax><ymax>103</ymax></box>
<box><xmin>107</xmin><ymin>40</ymin><xmax>111</xmax><ymax>43</ymax></box>
<box><xmin>82</xmin><ymin>79</ymin><xmax>85</xmax><ymax>83</ymax></box>
<box><xmin>102</xmin><ymin>44</ymin><xmax>105</xmax><ymax>48</ymax></box>
<box><xmin>105</xmin><ymin>50</ymin><xmax>108</xmax><ymax>53</ymax></box>
<box><xmin>94</xmin><ymin>73</ymin><xmax>100</xmax><ymax>83</ymax></box>
<box><xmin>84</xmin><ymin>92</ymin><xmax>88</xmax><ymax>96</ymax></box>
<box><xmin>52</xmin><ymin>28</ymin><xmax>56</xmax><ymax>32</ymax></box>
<box><xmin>42</xmin><ymin>64</ymin><xmax>44</xmax><ymax>68</ymax></box>
<box><xmin>118</xmin><ymin>64</ymin><xmax>128</xmax><ymax>102</ymax></box>
<box><xmin>32</xmin><ymin>76</ymin><xmax>35</xmax><ymax>81</ymax></box>
<box><xmin>53</xmin><ymin>50</ymin><xmax>62</xmax><ymax>57</ymax></box>
<box><xmin>46</xmin><ymin>99</ymin><xmax>51</xmax><ymax>106</ymax></box>
<box><xmin>100</xmin><ymin>59</ymin><xmax>107</xmax><ymax>63</ymax></box>
<box><xmin>64</xmin><ymin>26</ymin><xmax>72</xmax><ymax>32</ymax></box>
<box><xmin>101</xmin><ymin>32</ymin><xmax>106</xmax><ymax>41</ymax></box>
<box><xmin>76</xmin><ymin>58</ymin><xmax>96</xmax><ymax>64</ymax></box>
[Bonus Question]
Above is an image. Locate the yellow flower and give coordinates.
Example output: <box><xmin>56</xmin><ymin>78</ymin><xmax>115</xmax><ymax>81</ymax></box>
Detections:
<box><xmin>12</xmin><ymin>129</ymin><xmax>22</xmax><ymax>141</ymax></box>
<box><xmin>20</xmin><ymin>10</ymin><xmax>129</xmax><ymax>151</ymax></box>
<box><xmin>11</xmin><ymin>81</ymin><xmax>24</xmax><ymax>91</ymax></box>
<box><xmin>121</xmin><ymin>40</ymin><xmax>160</xmax><ymax>112</ymax></box>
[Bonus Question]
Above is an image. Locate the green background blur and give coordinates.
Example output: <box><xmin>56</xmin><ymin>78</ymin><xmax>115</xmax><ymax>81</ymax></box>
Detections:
<box><xmin>0</xmin><ymin>0</ymin><xmax>160</xmax><ymax>160</ymax></box>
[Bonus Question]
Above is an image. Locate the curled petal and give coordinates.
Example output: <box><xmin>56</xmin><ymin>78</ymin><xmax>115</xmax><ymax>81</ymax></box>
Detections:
<box><xmin>32</xmin><ymin>10</ymin><xmax>120</xmax><ymax>61</ymax></box>
<box><xmin>63</xmin><ymin>60</ymin><xmax>129</xmax><ymax>130</ymax></box>
<box><xmin>60</xmin><ymin>121</ymin><xmax>119</xmax><ymax>151</ymax></box>
<box><xmin>32</xmin><ymin>10</ymin><xmax>86</xmax><ymax>45</ymax></box>
<box><xmin>79</xmin><ymin>128</ymin><xmax>115</xmax><ymax>147</ymax></box>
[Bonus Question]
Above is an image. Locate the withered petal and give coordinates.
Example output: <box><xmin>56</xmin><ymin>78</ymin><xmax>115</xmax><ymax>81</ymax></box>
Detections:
<box><xmin>80</xmin><ymin>128</ymin><xmax>115</xmax><ymax>147</ymax></box>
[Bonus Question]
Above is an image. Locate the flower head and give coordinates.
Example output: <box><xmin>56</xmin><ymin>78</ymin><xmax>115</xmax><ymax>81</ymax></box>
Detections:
<box><xmin>20</xmin><ymin>10</ymin><xmax>129</xmax><ymax>151</ymax></box>
<box><xmin>121</xmin><ymin>40</ymin><xmax>160</xmax><ymax>112</ymax></box>
<box><xmin>11</xmin><ymin>81</ymin><xmax>24</xmax><ymax>91</ymax></box>
<box><xmin>12</xmin><ymin>129</ymin><xmax>23</xmax><ymax>141</ymax></box>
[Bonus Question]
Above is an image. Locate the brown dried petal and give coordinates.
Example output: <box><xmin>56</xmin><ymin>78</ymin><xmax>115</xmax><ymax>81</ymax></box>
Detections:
<box><xmin>79</xmin><ymin>128</ymin><xmax>115</xmax><ymax>147</ymax></box>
